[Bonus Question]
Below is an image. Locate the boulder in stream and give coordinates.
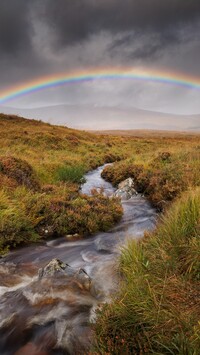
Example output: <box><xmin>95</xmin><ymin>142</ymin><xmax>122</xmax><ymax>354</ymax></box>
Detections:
<box><xmin>114</xmin><ymin>177</ymin><xmax>137</xmax><ymax>200</ymax></box>
<box><xmin>38</xmin><ymin>258</ymin><xmax>91</xmax><ymax>291</ymax></box>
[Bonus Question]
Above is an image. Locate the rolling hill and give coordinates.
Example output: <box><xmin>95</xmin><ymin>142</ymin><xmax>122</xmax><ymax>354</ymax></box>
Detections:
<box><xmin>0</xmin><ymin>104</ymin><xmax>199</xmax><ymax>131</ymax></box>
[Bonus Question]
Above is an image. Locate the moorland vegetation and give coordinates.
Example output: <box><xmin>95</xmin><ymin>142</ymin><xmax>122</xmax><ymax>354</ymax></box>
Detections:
<box><xmin>0</xmin><ymin>113</ymin><xmax>200</xmax><ymax>353</ymax></box>
<box><xmin>94</xmin><ymin>131</ymin><xmax>200</xmax><ymax>354</ymax></box>
<box><xmin>0</xmin><ymin>114</ymin><xmax>123</xmax><ymax>253</ymax></box>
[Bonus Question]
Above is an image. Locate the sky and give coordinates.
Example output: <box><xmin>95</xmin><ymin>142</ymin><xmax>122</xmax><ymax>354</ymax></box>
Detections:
<box><xmin>0</xmin><ymin>0</ymin><xmax>200</xmax><ymax>125</ymax></box>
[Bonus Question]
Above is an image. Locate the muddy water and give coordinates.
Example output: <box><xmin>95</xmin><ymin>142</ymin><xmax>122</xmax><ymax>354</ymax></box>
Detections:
<box><xmin>0</xmin><ymin>165</ymin><xmax>157</xmax><ymax>355</ymax></box>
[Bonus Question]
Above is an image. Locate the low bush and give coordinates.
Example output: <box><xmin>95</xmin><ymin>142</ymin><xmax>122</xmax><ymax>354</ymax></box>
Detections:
<box><xmin>0</xmin><ymin>156</ymin><xmax>40</xmax><ymax>190</ymax></box>
<box><xmin>56</xmin><ymin>192</ymin><xmax>123</xmax><ymax>236</ymax></box>
<box><xmin>0</xmin><ymin>189</ymin><xmax>39</xmax><ymax>252</ymax></box>
<box><xmin>101</xmin><ymin>149</ymin><xmax>198</xmax><ymax>210</ymax></box>
<box><xmin>0</xmin><ymin>186</ymin><xmax>123</xmax><ymax>253</ymax></box>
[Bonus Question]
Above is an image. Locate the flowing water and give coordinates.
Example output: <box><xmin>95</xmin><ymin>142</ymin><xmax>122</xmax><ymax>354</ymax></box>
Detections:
<box><xmin>0</xmin><ymin>165</ymin><xmax>157</xmax><ymax>355</ymax></box>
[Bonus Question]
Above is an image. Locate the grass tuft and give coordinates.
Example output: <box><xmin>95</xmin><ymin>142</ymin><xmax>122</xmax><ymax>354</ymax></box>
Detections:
<box><xmin>56</xmin><ymin>164</ymin><xmax>86</xmax><ymax>184</ymax></box>
<box><xmin>94</xmin><ymin>188</ymin><xmax>200</xmax><ymax>354</ymax></box>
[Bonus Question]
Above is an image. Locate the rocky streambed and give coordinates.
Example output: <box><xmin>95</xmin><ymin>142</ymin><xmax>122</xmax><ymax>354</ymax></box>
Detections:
<box><xmin>0</xmin><ymin>165</ymin><xmax>157</xmax><ymax>355</ymax></box>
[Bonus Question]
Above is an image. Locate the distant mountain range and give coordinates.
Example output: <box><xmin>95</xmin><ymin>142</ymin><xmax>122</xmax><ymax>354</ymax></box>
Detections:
<box><xmin>0</xmin><ymin>104</ymin><xmax>199</xmax><ymax>131</ymax></box>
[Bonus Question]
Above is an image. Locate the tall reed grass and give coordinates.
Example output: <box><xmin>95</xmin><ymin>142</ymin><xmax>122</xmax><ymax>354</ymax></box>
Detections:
<box><xmin>94</xmin><ymin>189</ymin><xmax>200</xmax><ymax>354</ymax></box>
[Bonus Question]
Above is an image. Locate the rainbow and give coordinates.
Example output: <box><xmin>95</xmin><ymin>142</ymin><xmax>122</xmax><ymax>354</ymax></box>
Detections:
<box><xmin>0</xmin><ymin>67</ymin><xmax>200</xmax><ymax>104</ymax></box>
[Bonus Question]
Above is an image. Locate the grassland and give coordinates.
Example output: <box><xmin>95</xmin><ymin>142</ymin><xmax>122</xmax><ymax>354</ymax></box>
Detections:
<box><xmin>92</xmin><ymin>131</ymin><xmax>200</xmax><ymax>353</ymax></box>
<box><xmin>0</xmin><ymin>113</ymin><xmax>125</xmax><ymax>253</ymax></box>
<box><xmin>0</xmin><ymin>113</ymin><xmax>200</xmax><ymax>353</ymax></box>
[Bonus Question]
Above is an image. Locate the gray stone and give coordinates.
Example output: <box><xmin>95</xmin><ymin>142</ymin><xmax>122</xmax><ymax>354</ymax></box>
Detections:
<box><xmin>38</xmin><ymin>258</ymin><xmax>67</xmax><ymax>278</ymax></box>
<box><xmin>114</xmin><ymin>177</ymin><xmax>137</xmax><ymax>200</ymax></box>
<box><xmin>38</xmin><ymin>258</ymin><xmax>91</xmax><ymax>291</ymax></box>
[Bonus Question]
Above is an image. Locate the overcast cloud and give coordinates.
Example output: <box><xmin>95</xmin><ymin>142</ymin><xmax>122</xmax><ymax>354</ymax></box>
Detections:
<box><xmin>0</xmin><ymin>0</ymin><xmax>200</xmax><ymax>123</ymax></box>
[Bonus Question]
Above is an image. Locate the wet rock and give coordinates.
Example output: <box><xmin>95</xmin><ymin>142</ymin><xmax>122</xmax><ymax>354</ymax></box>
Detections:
<box><xmin>38</xmin><ymin>259</ymin><xmax>91</xmax><ymax>291</ymax></box>
<box><xmin>38</xmin><ymin>259</ymin><xmax>66</xmax><ymax>278</ymax></box>
<box><xmin>14</xmin><ymin>342</ymin><xmax>49</xmax><ymax>355</ymax></box>
<box><xmin>118</xmin><ymin>177</ymin><xmax>136</xmax><ymax>191</ymax></box>
<box><xmin>55</xmin><ymin>318</ymin><xmax>91</xmax><ymax>354</ymax></box>
<box><xmin>0</xmin><ymin>311</ymin><xmax>34</xmax><ymax>354</ymax></box>
<box><xmin>65</xmin><ymin>233</ymin><xmax>81</xmax><ymax>240</ymax></box>
<box><xmin>114</xmin><ymin>177</ymin><xmax>137</xmax><ymax>200</ymax></box>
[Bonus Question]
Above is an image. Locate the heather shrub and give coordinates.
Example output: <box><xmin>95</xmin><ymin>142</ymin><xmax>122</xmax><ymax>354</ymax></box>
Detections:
<box><xmin>0</xmin><ymin>156</ymin><xmax>40</xmax><ymax>190</ymax></box>
<box><xmin>101</xmin><ymin>149</ymin><xmax>197</xmax><ymax>209</ymax></box>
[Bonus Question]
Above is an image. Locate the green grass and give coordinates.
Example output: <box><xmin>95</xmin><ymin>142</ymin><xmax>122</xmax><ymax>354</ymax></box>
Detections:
<box><xmin>56</xmin><ymin>164</ymin><xmax>86</xmax><ymax>184</ymax></box>
<box><xmin>94</xmin><ymin>189</ymin><xmax>200</xmax><ymax>354</ymax></box>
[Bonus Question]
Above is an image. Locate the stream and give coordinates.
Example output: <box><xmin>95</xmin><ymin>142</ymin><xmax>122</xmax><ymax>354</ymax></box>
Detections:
<box><xmin>0</xmin><ymin>165</ymin><xmax>157</xmax><ymax>355</ymax></box>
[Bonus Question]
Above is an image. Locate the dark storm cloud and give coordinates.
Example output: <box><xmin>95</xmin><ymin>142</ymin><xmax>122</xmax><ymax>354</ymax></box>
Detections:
<box><xmin>41</xmin><ymin>0</ymin><xmax>200</xmax><ymax>47</ymax></box>
<box><xmin>0</xmin><ymin>1</ymin><xmax>51</xmax><ymax>85</ymax></box>
<box><xmin>0</xmin><ymin>0</ymin><xmax>33</xmax><ymax>56</ymax></box>
<box><xmin>0</xmin><ymin>0</ymin><xmax>199</xmax><ymax>94</ymax></box>
<box><xmin>0</xmin><ymin>0</ymin><xmax>199</xmax><ymax>61</ymax></box>
<box><xmin>109</xmin><ymin>30</ymin><xmax>183</xmax><ymax>61</ymax></box>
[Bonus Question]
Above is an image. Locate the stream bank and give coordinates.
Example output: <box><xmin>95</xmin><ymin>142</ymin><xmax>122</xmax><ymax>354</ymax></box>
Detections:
<box><xmin>0</xmin><ymin>164</ymin><xmax>157</xmax><ymax>354</ymax></box>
